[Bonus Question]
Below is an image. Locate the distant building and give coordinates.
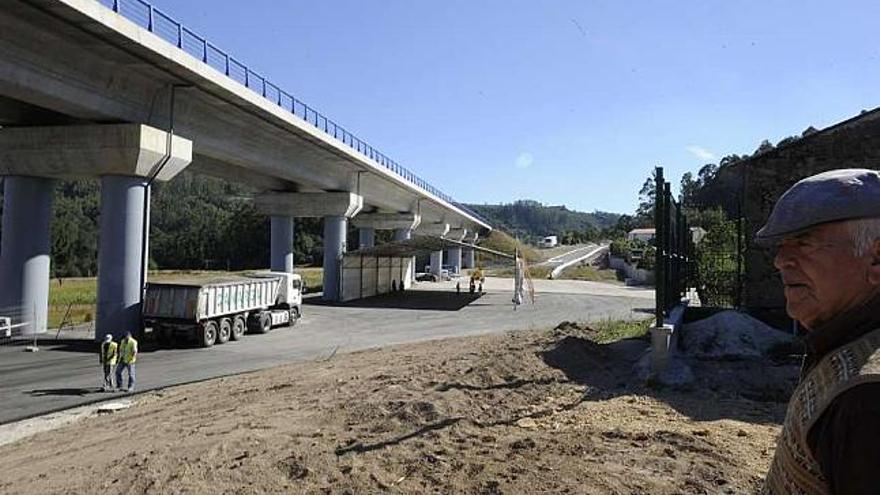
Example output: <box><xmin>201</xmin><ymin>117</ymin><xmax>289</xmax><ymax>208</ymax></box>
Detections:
<box><xmin>627</xmin><ymin>227</ymin><xmax>706</xmax><ymax>245</ymax></box>
<box><xmin>541</xmin><ymin>235</ymin><xmax>558</xmax><ymax>248</ymax></box>
<box><xmin>627</xmin><ymin>228</ymin><xmax>655</xmax><ymax>243</ymax></box>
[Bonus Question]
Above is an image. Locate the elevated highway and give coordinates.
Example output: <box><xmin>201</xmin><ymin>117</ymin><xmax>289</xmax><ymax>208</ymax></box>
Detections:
<box><xmin>0</xmin><ymin>0</ymin><xmax>491</xmax><ymax>338</ymax></box>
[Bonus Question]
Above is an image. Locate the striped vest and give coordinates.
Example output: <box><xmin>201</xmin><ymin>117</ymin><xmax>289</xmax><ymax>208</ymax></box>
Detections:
<box><xmin>762</xmin><ymin>327</ymin><xmax>880</xmax><ymax>494</ymax></box>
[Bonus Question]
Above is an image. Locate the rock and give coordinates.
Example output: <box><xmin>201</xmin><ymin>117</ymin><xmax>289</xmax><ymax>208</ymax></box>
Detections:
<box><xmin>515</xmin><ymin>417</ymin><xmax>538</xmax><ymax>428</ymax></box>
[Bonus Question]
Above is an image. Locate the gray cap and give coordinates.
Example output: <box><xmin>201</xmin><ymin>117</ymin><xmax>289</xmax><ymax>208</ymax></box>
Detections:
<box><xmin>756</xmin><ymin>168</ymin><xmax>880</xmax><ymax>246</ymax></box>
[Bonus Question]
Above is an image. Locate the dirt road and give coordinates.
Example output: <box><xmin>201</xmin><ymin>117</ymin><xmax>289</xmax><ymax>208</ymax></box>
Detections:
<box><xmin>0</xmin><ymin>323</ymin><xmax>790</xmax><ymax>494</ymax></box>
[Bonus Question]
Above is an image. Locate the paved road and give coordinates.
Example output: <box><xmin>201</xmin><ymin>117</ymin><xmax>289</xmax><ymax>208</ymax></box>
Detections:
<box><xmin>536</xmin><ymin>244</ymin><xmax>598</xmax><ymax>267</ymax></box>
<box><xmin>0</xmin><ymin>278</ymin><xmax>652</xmax><ymax>424</ymax></box>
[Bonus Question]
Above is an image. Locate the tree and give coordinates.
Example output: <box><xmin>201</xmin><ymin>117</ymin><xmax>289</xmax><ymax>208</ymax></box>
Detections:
<box><xmin>635</xmin><ymin>169</ymin><xmax>658</xmax><ymax>225</ymax></box>
<box><xmin>696</xmin><ymin>163</ymin><xmax>718</xmax><ymax>187</ymax></box>
<box><xmin>754</xmin><ymin>139</ymin><xmax>774</xmax><ymax>155</ymax></box>
<box><xmin>680</xmin><ymin>172</ymin><xmax>698</xmax><ymax>207</ymax></box>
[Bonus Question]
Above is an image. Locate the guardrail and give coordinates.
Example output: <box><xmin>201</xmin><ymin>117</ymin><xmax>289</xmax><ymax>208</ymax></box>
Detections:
<box><xmin>95</xmin><ymin>0</ymin><xmax>489</xmax><ymax>227</ymax></box>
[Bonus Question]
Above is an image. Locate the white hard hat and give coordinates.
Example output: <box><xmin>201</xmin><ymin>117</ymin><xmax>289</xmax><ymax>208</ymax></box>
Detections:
<box><xmin>104</xmin><ymin>334</ymin><xmax>113</xmax><ymax>342</ymax></box>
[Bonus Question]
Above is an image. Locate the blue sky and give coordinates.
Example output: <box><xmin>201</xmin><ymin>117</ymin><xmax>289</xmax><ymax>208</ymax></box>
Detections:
<box><xmin>144</xmin><ymin>0</ymin><xmax>880</xmax><ymax>214</ymax></box>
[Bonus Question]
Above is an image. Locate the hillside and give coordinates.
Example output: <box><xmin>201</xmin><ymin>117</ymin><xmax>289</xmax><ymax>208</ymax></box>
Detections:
<box><xmin>465</xmin><ymin>200</ymin><xmax>620</xmax><ymax>243</ymax></box>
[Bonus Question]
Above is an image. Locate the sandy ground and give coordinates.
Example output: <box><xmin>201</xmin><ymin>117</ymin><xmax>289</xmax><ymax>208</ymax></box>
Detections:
<box><xmin>0</xmin><ymin>323</ymin><xmax>793</xmax><ymax>494</ymax></box>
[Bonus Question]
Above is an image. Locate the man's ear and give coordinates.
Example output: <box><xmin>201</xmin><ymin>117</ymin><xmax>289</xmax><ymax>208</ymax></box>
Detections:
<box><xmin>869</xmin><ymin>239</ymin><xmax>880</xmax><ymax>286</ymax></box>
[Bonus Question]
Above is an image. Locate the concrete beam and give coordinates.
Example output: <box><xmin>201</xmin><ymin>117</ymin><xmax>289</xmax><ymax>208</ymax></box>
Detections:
<box><xmin>351</xmin><ymin>212</ymin><xmax>421</xmax><ymax>231</ymax></box>
<box><xmin>0</xmin><ymin>124</ymin><xmax>192</xmax><ymax>181</ymax></box>
<box><xmin>255</xmin><ymin>192</ymin><xmax>363</xmax><ymax>218</ymax></box>
<box><xmin>418</xmin><ymin>222</ymin><xmax>450</xmax><ymax>237</ymax></box>
<box><xmin>447</xmin><ymin>227</ymin><xmax>468</xmax><ymax>241</ymax></box>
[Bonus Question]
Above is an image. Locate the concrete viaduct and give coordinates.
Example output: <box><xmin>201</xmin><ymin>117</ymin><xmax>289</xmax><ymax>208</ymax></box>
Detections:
<box><xmin>0</xmin><ymin>0</ymin><xmax>491</xmax><ymax>338</ymax></box>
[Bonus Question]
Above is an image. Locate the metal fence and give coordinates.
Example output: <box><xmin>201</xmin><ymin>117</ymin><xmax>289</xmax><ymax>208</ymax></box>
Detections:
<box><xmin>95</xmin><ymin>0</ymin><xmax>488</xmax><ymax>226</ymax></box>
<box><xmin>653</xmin><ymin>166</ymin><xmax>695</xmax><ymax>322</ymax></box>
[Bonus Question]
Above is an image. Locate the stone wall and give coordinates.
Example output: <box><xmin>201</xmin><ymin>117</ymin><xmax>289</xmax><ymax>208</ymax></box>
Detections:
<box><xmin>742</xmin><ymin>109</ymin><xmax>880</xmax><ymax>310</ymax></box>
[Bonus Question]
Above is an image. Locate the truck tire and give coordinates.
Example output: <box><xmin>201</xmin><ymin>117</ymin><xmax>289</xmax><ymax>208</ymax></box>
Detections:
<box><xmin>230</xmin><ymin>316</ymin><xmax>246</xmax><ymax>341</ymax></box>
<box><xmin>199</xmin><ymin>320</ymin><xmax>218</xmax><ymax>348</ymax></box>
<box><xmin>253</xmin><ymin>312</ymin><xmax>271</xmax><ymax>334</ymax></box>
<box><xmin>217</xmin><ymin>318</ymin><xmax>232</xmax><ymax>344</ymax></box>
<box><xmin>289</xmin><ymin>307</ymin><xmax>300</xmax><ymax>327</ymax></box>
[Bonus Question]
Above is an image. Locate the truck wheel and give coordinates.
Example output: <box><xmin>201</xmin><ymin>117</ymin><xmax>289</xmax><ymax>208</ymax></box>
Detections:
<box><xmin>199</xmin><ymin>321</ymin><xmax>218</xmax><ymax>348</ymax></box>
<box><xmin>217</xmin><ymin>318</ymin><xmax>232</xmax><ymax>344</ymax></box>
<box><xmin>254</xmin><ymin>312</ymin><xmax>271</xmax><ymax>334</ymax></box>
<box><xmin>289</xmin><ymin>307</ymin><xmax>300</xmax><ymax>327</ymax></box>
<box><xmin>230</xmin><ymin>316</ymin><xmax>246</xmax><ymax>341</ymax></box>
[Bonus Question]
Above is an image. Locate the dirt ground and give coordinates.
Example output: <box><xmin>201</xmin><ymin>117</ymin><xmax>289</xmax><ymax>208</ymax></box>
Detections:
<box><xmin>0</xmin><ymin>323</ymin><xmax>795</xmax><ymax>494</ymax></box>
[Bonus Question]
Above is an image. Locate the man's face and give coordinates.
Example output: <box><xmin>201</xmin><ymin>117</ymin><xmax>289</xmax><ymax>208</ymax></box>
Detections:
<box><xmin>773</xmin><ymin>222</ymin><xmax>877</xmax><ymax>329</ymax></box>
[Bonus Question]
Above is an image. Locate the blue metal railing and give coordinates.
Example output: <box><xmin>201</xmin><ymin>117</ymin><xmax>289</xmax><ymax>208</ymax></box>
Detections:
<box><xmin>97</xmin><ymin>0</ymin><xmax>489</xmax><ymax>226</ymax></box>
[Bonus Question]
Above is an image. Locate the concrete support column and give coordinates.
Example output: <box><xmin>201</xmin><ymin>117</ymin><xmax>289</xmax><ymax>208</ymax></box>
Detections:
<box><xmin>0</xmin><ymin>176</ymin><xmax>55</xmax><ymax>334</ymax></box>
<box><xmin>270</xmin><ymin>216</ymin><xmax>295</xmax><ymax>273</ymax></box>
<box><xmin>430</xmin><ymin>250</ymin><xmax>443</xmax><ymax>278</ymax></box>
<box><xmin>96</xmin><ymin>175</ymin><xmax>149</xmax><ymax>340</ymax></box>
<box><xmin>358</xmin><ymin>227</ymin><xmax>375</xmax><ymax>249</ymax></box>
<box><xmin>463</xmin><ymin>248</ymin><xmax>476</xmax><ymax>269</ymax></box>
<box><xmin>448</xmin><ymin>247</ymin><xmax>462</xmax><ymax>275</ymax></box>
<box><xmin>323</xmin><ymin>215</ymin><xmax>347</xmax><ymax>301</ymax></box>
<box><xmin>394</xmin><ymin>228</ymin><xmax>414</xmax><ymax>283</ymax></box>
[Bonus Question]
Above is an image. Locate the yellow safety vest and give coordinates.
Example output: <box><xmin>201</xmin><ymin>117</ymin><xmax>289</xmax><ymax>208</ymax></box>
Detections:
<box><xmin>119</xmin><ymin>337</ymin><xmax>138</xmax><ymax>364</ymax></box>
<box><xmin>102</xmin><ymin>341</ymin><xmax>118</xmax><ymax>365</ymax></box>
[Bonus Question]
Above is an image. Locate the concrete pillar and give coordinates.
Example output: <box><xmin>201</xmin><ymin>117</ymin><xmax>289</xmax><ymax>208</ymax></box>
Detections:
<box><xmin>394</xmin><ymin>228</ymin><xmax>414</xmax><ymax>283</ymax></box>
<box><xmin>0</xmin><ymin>176</ymin><xmax>55</xmax><ymax>334</ymax></box>
<box><xmin>359</xmin><ymin>227</ymin><xmax>375</xmax><ymax>249</ymax></box>
<box><xmin>461</xmin><ymin>249</ymin><xmax>472</xmax><ymax>269</ymax></box>
<box><xmin>448</xmin><ymin>247</ymin><xmax>462</xmax><ymax>275</ymax></box>
<box><xmin>323</xmin><ymin>215</ymin><xmax>347</xmax><ymax>301</ymax></box>
<box><xmin>270</xmin><ymin>215</ymin><xmax>294</xmax><ymax>273</ymax></box>
<box><xmin>430</xmin><ymin>250</ymin><xmax>443</xmax><ymax>278</ymax></box>
<box><xmin>96</xmin><ymin>175</ymin><xmax>149</xmax><ymax>340</ymax></box>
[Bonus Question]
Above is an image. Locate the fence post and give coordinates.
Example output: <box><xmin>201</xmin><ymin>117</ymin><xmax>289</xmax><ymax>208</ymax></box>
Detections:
<box><xmin>665</xmin><ymin>182</ymin><xmax>672</xmax><ymax>312</ymax></box>
<box><xmin>654</xmin><ymin>166</ymin><xmax>665</xmax><ymax>324</ymax></box>
<box><xmin>736</xmin><ymin>193</ymin><xmax>743</xmax><ymax>308</ymax></box>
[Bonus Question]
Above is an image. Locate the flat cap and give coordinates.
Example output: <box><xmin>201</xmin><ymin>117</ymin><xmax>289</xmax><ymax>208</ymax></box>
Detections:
<box><xmin>756</xmin><ymin>168</ymin><xmax>880</xmax><ymax>246</ymax></box>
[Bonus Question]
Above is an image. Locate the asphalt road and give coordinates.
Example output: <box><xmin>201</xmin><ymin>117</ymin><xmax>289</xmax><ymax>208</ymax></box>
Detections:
<box><xmin>536</xmin><ymin>244</ymin><xmax>599</xmax><ymax>268</ymax></box>
<box><xmin>0</xmin><ymin>278</ymin><xmax>652</xmax><ymax>424</ymax></box>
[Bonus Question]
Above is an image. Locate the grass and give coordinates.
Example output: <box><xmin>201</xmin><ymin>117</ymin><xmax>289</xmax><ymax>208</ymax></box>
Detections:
<box><xmin>477</xmin><ymin>230</ymin><xmax>539</xmax><ymax>262</ymax></box>
<box><xmin>48</xmin><ymin>278</ymin><xmax>97</xmax><ymax>329</ymax></box>
<box><xmin>484</xmin><ymin>264</ymin><xmax>552</xmax><ymax>279</ymax></box>
<box><xmin>46</xmin><ymin>267</ymin><xmax>325</xmax><ymax>329</ymax></box>
<box><xmin>592</xmin><ymin>317</ymin><xmax>654</xmax><ymax>344</ymax></box>
<box><xmin>557</xmin><ymin>265</ymin><xmax>621</xmax><ymax>283</ymax></box>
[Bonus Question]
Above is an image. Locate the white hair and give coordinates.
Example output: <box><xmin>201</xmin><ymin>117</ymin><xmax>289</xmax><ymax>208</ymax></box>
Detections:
<box><xmin>848</xmin><ymin>218</ymin><xmax>880</xmax><ymax>257</ymax></box>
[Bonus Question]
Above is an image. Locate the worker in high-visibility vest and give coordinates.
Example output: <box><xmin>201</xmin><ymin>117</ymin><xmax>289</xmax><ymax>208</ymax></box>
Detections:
<box><xmin>115</xmin><ymin>331</ymin><xmax>138</xmax><ymax>392</ymax></box>
<box><xmin>99</xmin><ymin>334</ymin><xmax>118</xmax><ymax>392</ymax></box>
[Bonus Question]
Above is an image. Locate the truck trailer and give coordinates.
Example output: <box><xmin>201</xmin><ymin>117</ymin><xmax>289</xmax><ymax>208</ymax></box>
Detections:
<box><xmin>142</xmin><ymin>272</ymin><xmax>302</xmax><ymax>348</ymax></box>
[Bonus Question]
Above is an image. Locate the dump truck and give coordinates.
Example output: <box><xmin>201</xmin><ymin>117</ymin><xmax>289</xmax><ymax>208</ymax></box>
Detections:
<box><xmin>142</xmin><ymin>272</ymin><xmax>302</xmax><ymax>348</ymax></box>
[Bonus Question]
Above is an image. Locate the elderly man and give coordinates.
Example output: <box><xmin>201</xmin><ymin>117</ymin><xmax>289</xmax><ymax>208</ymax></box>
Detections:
<box><xmin>758</xmin><ymin>168</ymin><xmax>880</xmax><ymax>494</ymax></box>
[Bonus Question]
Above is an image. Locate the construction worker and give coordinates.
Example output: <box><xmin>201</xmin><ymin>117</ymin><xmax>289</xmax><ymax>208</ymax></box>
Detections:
<box><xmin>99</xmin><ymin>334</ymin><xmax>117</xmax><ymax>392</ymax></box>
<box><xmin>116</xmin><ymin>331</ymin><xmax>138</xmax><ymax>392</ymax></box>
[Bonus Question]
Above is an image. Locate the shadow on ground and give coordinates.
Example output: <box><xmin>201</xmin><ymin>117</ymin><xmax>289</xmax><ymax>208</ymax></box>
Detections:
<box><xmin>26</xmin><ymin>387</ymin><xmax>103</xmax><ymax>397</ymax></box>
<box><xmin>305</xmin><ymin>290</ymin><xmax>483</xmax><ymax>311</ymax></box>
